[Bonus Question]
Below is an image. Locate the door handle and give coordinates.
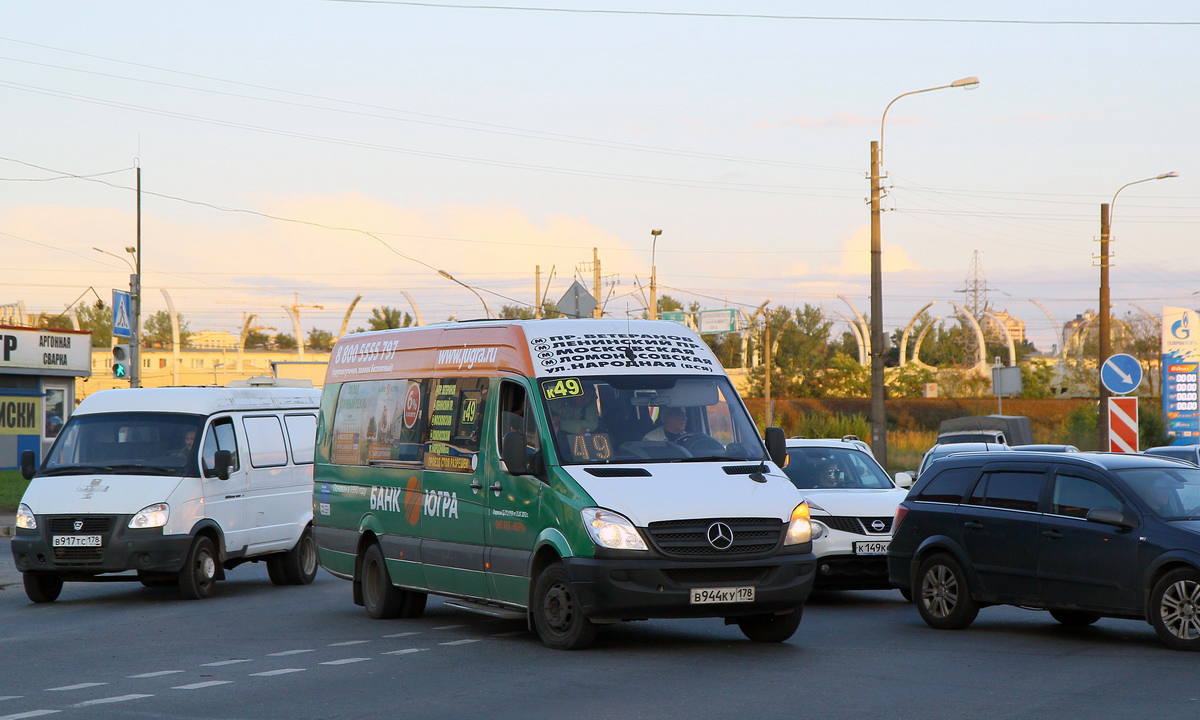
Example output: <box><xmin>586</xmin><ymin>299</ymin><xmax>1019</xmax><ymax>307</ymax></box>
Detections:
<box><xmin>963</xmin><ymin>520</ymin><xmax>983</xmax><ymax>529</ymax></box>
<box><xmin>1041</xmin><ymin>530</ymin><xmax>1063</xmax><ymax>539</ymax></box>
<box><xmin>469</xmin><ymin>479</ymin><xmax>482</xmax><ymax>491</ymax></box>
<box><xmin>490</xmin><ymin>481</ymin><xmax>503</xmax><ymax>496</ymax></box>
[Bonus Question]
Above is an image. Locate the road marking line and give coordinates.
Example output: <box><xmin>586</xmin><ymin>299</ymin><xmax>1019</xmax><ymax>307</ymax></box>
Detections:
<box><xmin>128</xmin><ymin>670</ymin><xmax>185</xmax><ymax>678</ymax></box>
<box><xmin>328</xmin><ymin>640</ymin><xmax>370</xmax><ymax>646</ymax></box>
<box><xmin>249</xmin><ymin>669</ymin><xmax>306</xmax><ymax>677</ymax></box>
<box><xmin>381</xmin><ymin>648</ymin><xmax>428</xmax><ymax>656</ymax></box>
<box><xmin>46</xmin><ymin>683</ymin><xmax>105</xmax><ymax>692</ymax></box>
<box><xmin>200</xmin><ymin>659</ymin><xmax>253</xmax><ymax>667</ymax></box>
<box><xmin>172</xmin><ymin>681</ymin><xmax>233</xmax><ymax>690</ymax></box>
<box><xmin>319</xmin><ymin>658</ymin><xmax>370</xmax><ymax>666</ymax></box>
<box><xmin>0</xmin><ymin>710</ymin><xmax>60</xmax><ymax>720</ymax></box>
<box><xmin>431</xmin><ymin>624</ymin><xmax>463</xmax><ymax>630</ymax></box>
<box><xmin>439</xmin><ymin>639</ymin><xmax>482</xmax><ymax>646</ymax></box>
<box><xmin>72</xmin><ymin>695</ymin><xmax>153</xmax><ymax>707</ymax></box>
<box><xmin>267</xmin><ymin>649</ymin><xmax>315</xmax><ymax>656</ymax></box>
<box><xmin>383</xmin><ymin>632</ymin><xmax>419</xmax><ymax>638</ymax></box>
<box><xmin>491</xmin><ymin>631</ymin><xmax>524</xmax><ymax>637</ymax></box>
<box><xmin>0</xmin><ymin>698</ymin><xmax>22</xmax><ymax>702</ymax></box>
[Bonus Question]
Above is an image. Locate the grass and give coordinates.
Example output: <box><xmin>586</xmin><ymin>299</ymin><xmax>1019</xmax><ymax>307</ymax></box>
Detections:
<box><xmin>0</xmin><ymin>470</ymin><xmax>29</xmax><ymax>514</ymax></box>
<box><xmin>885</xmin><ymin>429</ymin><xmax>938</xmax><ymax>475</ymax></box>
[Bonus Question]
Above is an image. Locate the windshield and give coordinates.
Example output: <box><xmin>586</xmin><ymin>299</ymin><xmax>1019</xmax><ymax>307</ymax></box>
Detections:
<box><xmin>538</xmin><ymin>374</ymin><xmax>763</xmax><ymax>465</ymax></box>
<box><xmin>42</xmin><ymin>412</ymin><xmax>205</xmax><ymax>477</ymax></box>
<box><xmin>1116</xmin><ymin>466</ymin><xmax>1200</xmax><ymax>520</ymax></box>
<box><xmin>783</xmin><ymin>446</ymin><xmax>893</xmax><ymax>490</ymax></box>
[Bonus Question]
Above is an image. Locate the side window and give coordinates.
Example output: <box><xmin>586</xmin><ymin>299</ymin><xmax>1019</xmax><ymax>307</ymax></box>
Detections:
<box><xmin>497</xmin><ymin>381</ymin><xmax>541</xmax><ymax>454</ymax></box>
<box><xmin>704</xmin><ymin>387</ymin><xmax>735</xmax><ymax>445</ymax></box>
<box><xmin>1052</xmin><ymin>474</ymin><xmax>1123</xmax><ymax>518</ymax></box>
<box><xmin>424</xmin><ymin>377</ymin><xmax>488</xmax><ymax>472</ymax></box>
<box><xmin>202</xmin><ymin>418</ymin><xmax>240</xmax><ymax>476</ymax></box>
<box><xmin>330</xmin><ymin>379</ymin><xmax>427</xmax><ymax>465</ymax></box>
<box><xmin>243</xmin><ymin>416</ymin><xmax>288</xmax><ymax>468</ymax></box>
<box><xmin>284</xmin><ymin>414</ymin><xmax>317</xmax><ymax>465</ymax></box>
<box><xmin>976</xmin><ymin>470</ymin><xmax>1044</xmax><ymax>512</ymax></box>
<box><xmin>914</xmin><ymin>467</ymin><xmax>978</xmax><ymax>504</ymax></box>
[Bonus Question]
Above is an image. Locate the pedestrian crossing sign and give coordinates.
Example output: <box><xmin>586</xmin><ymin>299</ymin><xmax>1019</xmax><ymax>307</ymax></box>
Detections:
<box><xmin>112</xmin><ymin>289</ymin><xmax>132</xmax><ymax>338</ymax></box>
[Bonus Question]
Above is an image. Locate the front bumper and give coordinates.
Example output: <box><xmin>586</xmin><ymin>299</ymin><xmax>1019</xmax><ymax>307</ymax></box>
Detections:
<box><xmin>812</xmin><ymin>553</ymin><xmax>891</xmax><ymax>589</ymax></box>
<box><xmin>561</xmin><ymin>550</ymin><xmax>815</xmax><ymax>621</ymax></box>
<box><xmin>11</xmin><ymin>515</ymin><xmax>192</xmax><ymax>578</ymax></box>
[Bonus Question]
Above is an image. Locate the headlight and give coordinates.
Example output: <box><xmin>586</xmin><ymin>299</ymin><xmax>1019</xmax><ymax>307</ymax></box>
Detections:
<box><xmin>810</xmin><ymin>519</ymin><xmax>827</xmax><ymax>541</ymax></box>
<box><xmin>785</xmin><ymin>502</ymin><xmax>812</xmax><ymax>545</ymax></box>
<box><xmin>129</xmin><ymin>503</ymin><xmax>169</xmax><ymax>529</ymax></box>
<box><xmin>16</xmin><ymin>503</ymin><xmax>36</xmax><ymax>530</ymax></box>
<box><xmin>581</xmin><ymin>507</ymin><xmax>647</xmax><ymax>551</ymax></box>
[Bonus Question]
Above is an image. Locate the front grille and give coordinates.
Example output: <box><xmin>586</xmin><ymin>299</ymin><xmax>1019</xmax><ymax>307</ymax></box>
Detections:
<box><xmin>820</xmin><ymin>516</ymin><xmax>892</xmax><ymax>535</ymax></box>
<box><xmin>662</xmin><ymin>567</ymin><xmax>769</xmax><ymax>585</ymax></box>
<box><xmin>48</xmin><ymin>516</ymin><xmax>115</xmax><ymax>533</ymax></box>
<box><xmin>646</xmin><ymin>517</ymin><xmax>784</xmax><ymax>558</ymax></box>
<box><xmin>52</xmin><ymin>547</ymin><xmax>105</xmax><ymax>566</ymax></box>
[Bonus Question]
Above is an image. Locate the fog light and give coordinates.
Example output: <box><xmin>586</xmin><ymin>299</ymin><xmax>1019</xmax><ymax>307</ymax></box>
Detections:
<box><xmin>820</xmin><ymin>564</ymin><xmax>831</xmax><ymax>574</ymax></box>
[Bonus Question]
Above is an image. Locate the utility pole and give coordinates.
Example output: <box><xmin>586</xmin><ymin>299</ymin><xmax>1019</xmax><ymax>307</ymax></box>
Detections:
<box><xmin>649</xmin><ymin>228</ymin><xmax>662</xmax><ymax>320</ymax></box>
<box><xmin>592</xmin><ymin>248</ymin><xmax>602</xmax><ymax>318</ymax></box>
<box><xmin>1098</xmin><ymin>202</ymin><xmax>1111</xmax><ymax>450</ymax></box>
<box><xmin>131</xmin><ymin>166</ymin><xmax>142</xmax><ymax>388</ymax></box>
<box><xmin>535</xmin><ymin>265</ymin><xmax>542</xmax><ymax>319</ymax></box>
<box><xmin>764</xmin><ymin>309</ymin><xmax>773</xmax><ymax>427</ymax></box>
<box><xmin>869</xmin><ymin>140</ymin><xmax>885</xmax><ymax>467</ymax></box>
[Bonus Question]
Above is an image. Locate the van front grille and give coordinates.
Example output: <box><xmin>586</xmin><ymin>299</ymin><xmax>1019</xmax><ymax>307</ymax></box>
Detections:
<box><xmin>645</xmin><ymin>518</ymin><xmax>783</xmax><ymax>558</ymax></box>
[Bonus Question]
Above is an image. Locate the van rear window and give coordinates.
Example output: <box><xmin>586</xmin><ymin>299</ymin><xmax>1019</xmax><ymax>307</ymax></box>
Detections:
<box><xmin>330</xmin><ymin>379</ymin><xmax>428</xmax><ymax>465</ymax></box>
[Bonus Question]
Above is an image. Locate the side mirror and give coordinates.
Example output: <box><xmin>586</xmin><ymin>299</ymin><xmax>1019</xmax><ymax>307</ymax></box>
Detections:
<box><xmin>213</xmin><ymin>450</ymin><xmax>233</xmax><ymax>481</ymax></box>
<box><xmin>1086</xmin><ymin>506</ymin><xmax>1135</xmax><ymax>529</ymax></box>
<box><xmin>501</xmin><ymin>431</ymin><xmax>529</xmax><ymax>475</ymax></box>
<box><xmin>894</xmin><ymin>471</ymin><xmax>914</xmax><ymax>489</ymax></box>
<box><xmin>764</xmin><ymin>427</ymin><xmax>786</xmax><ymax>467</ymax></box>
<box><xmin>20</xmin><ymin>450</ymin><xmax>37</xmax><ymax>480</ymax></box>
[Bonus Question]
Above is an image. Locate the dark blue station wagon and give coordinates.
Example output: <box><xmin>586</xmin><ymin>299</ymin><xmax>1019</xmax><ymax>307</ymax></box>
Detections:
<box><xmin>888</xmin><ymin>451</ymin><xmax>1200</xmax><ymax>650</ymax></box>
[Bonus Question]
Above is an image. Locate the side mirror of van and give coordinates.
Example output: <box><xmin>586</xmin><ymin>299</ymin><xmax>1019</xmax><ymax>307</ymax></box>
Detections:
<box><xmin>1086</xmin><ymin>506</ymin><xmax>1135</xmax><ymax>529</ymax></box>
<box><xmin>213</xmin><ymin>450</ymin><xmax>233</xmax><ymax>481</ymax></box>
<box><xmin>20</xmin><ymin>450</ymin><xmax>37</xmax><ymax>480</ymax></box>
<box><xmin>764</xmin><ymin>427</ymin><xmax>786</xmax><ymax>467</ymax></box>
<box><xmin>894</xmin><ymin>471</ymin><xmax>914</xmax><ymax>489</ymax></box>
<box><xmin>501</xmin><ymin>431</ymin><xmax>529</xmax><ymax>475</ymax></box>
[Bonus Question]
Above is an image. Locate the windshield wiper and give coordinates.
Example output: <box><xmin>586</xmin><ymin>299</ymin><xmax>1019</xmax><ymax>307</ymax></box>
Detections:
<box><xmin>102</xmin><ymin>464</ymin><xmax>178</xmax><ymax>476</ymax></box>
<box><xmin>671</xmin><ymin>456</ymin><xmax>733</xmax><ymax>463</ymax></box>
<box><xmin>38</xmin><ymin>465</ymin><xmax>112</xmax><ymax>476</ymax></box>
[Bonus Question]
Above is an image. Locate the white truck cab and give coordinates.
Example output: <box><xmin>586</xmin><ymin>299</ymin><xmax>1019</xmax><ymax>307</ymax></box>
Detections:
<box><xmin>11</xmin><ymin>381</ymin><xmax>321</xmax><ymax>603</ymax></box>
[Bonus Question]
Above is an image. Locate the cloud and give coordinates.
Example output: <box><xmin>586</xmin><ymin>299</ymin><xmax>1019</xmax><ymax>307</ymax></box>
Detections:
<box><xmin>823</xmin><ymin>225</ymin><xmax>919</xmax><ymax>275</ymax></box>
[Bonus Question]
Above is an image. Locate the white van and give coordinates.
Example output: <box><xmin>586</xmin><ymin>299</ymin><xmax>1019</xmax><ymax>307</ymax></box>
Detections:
<box><xmin>11</xmin><ymin>379</ymin><xmax>322</xmax><ymax>603</ymax></box>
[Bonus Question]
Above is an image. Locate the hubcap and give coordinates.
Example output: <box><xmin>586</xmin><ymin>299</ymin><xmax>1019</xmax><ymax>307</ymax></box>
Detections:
<box><xmin>200</xmin><ymin>554</ymin><xmax>216</xmax><ymax>581</ymax></box>
<box><xmin>543</xmin><ymin>582</ymin><xmax>574</xmax><ymax>633</ymax></box>
<box><xmin>921</xmin><ymin>564</ymin><xmax>958</xmax><ymax>618</ymax></box>
<box><xmin>1161</xmin><ymin>579</ymin><xmax>1200</xmax><ymax>640</ymax></box>
<box><xmin>301</xmin><ymin>539</ymin><xmax>317</xmax><ymax>576</ymax></box>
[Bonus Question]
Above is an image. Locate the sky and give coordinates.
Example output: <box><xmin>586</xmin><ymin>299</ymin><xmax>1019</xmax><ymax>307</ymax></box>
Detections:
<box><xmin>1</xmin><ymin>1</ymin><xmax>1197</xmax><ymax>353</ymax></box>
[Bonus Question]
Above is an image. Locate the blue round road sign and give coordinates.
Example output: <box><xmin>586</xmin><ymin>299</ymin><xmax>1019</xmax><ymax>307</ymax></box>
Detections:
<box><xmin>1101</xmin><ymin>353</ymin><xmax>1143</xmax><ymax>395</ymax></box>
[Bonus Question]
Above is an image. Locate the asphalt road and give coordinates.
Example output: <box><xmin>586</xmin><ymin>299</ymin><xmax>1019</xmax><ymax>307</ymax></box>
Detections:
<box><xmin>2</xmin><ymin>539</ymin><xmax>1199</xmax><ymax>720</ymax></box>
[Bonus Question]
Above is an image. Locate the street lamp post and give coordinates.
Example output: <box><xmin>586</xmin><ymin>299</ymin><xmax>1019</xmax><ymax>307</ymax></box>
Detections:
<box><xmin>438</xmin><ymin>269</ymin><xmax>492</xmax><ymax>319</ymax></box>
<box><xmin>870</xmin><ymin>76</ymin><xmax>979</xmax><ymax>469</ymax></box>
<box><xmin>1097</xmin><ymin>171</ymin><xmax>1178</xmax><ymax>450</ymax></box>
<box><xmin>649</xmin><ymin>228</ymin><xmax>662</xmax><ymax>320</ymax></box>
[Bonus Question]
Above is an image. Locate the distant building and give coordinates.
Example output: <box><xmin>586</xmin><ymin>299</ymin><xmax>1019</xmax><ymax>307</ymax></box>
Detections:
<box><xmin>189</xmin><ymin>329</ymin><xmax>240</xmax><ymax>350</ymax></box>
<box><xmin>986</xmin><ymin>309</ymin><xmax>1026</xmax><ymax>345</ymax></box>
<box><xmin>1062</xmin><ymin>310</ymin><xmax>1096</xmax><ymax>356</ymax></box>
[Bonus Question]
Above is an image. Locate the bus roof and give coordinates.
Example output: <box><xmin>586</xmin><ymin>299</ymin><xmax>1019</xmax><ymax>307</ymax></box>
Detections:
<box><xmin>75</xmin><ymin>386</ymin><xmax>321</xmax><ymax>416</ymax></box>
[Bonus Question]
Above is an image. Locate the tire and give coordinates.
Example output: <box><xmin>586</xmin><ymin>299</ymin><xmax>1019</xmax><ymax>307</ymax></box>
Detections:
<box><xmin>178</xmin><ymin>536</ymin><xmax>218</xmax><ymax>600</ymax></box>
<box><xmin>1150</xmin><ymin>568</ymin><xmax>1200</xmax><ymax>651</ymax></box>
<box><xmin>137</xmin><ymin>571</ymin><xmax>176</xmax><ymax>588</ymax></box>
<box><xmin>915</xmin><ymin>553</ymin><xmax>979</xmax><ymax>630</ymax></box>
<box><xmin>532</xmin><ymin>563</ymin><xmax>598</xmax><ymax>650</ymax></box>
<box><xmin>281</xmin><ymin>526</ymin><xmax>319</xmax><ymax>585</ymax></box>
<box><xmin>23</xmin><ymin>573</ymin><xmax>63</xmax><ymax>603</ymax></box>
<box><xmin>266</xmin><ymin>555</ymin><xmax>289</xmax><ymax>586</ymax></box>
<box><xmin>735</xmin><ymin>607</ymin><xmax>803</xmax><ymax>643</ymax></box>
<box><xmin>1049</xmin><ymin>609</ymin><xmax>1100</xmax><ymax>627</ymax></box>
<box><xmin>362</xmin><ymin>543</ymin><xmax>412</xmax><ymax>620</ymax></box>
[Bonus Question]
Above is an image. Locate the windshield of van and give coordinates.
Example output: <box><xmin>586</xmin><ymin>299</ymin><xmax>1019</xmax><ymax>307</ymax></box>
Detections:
<box><xmin>1116</xmin><ymin>466</ymin><xmax>1200</xmax><ymax>520</ymax></box>
<box><xmin>41</xmin><ymin>412</ymin><xmax>205</xmax><ymax>477</ymax></box>
<box><xmin>538</xmin><ymin>374</ymin><xmax>764</xmax><ymax>465</ymax></box>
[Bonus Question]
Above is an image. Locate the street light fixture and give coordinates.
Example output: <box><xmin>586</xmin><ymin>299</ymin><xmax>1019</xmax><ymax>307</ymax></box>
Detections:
<box><xmin>649</xmin><ymin>229</ymin><xmax>662</xmax><ymax>320</ymax></box>
<box><xmin>870</xmin><ymin>76</ymin><xmax>979</xmax><ymax>469</ymax></box>
<box><xmin>1097</xmin><ymin>171</ymin><xmax>1178</xmax><ymax>449</ymax></box>
<box><xmin>438</xmin><ymin>269</ymin><xmax>492</xmax><ymax>319</ymax></box>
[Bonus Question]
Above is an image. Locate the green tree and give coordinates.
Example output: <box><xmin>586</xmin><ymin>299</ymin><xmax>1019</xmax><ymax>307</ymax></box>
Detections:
<box><xmin>889</xmin><ymin>363</ymin><xmax>936</xmax><ymax>398</ymax></box>
<box><xmin>1019</xmin><ymin>360</ymin><xmax>1057</xmax><ymax>399</ymax></box>
<box><xmin>367</xmin><ymin>306</ymin><xmax>413</xmax><ymax>330</ymax></box>
<box><xmin>307</xmin><ymin>328</ymin><xmax>334</xmax><ymax>351</ymax></box>
<box><xmin>244</xmin><ymin>329</ymin><xmax>270</xmax><ymax>349</ymax></box>
<box><xmin>275</xmin><ymin>333</ymin><xmax>298</xmax><ymax>350</ymax></box>
<box><xmin>820</xmin><ymin>353</ymin><xmax>871</xmax><ymax>397</ymax></box>
<box><xmin>142</xmin><ymin>310</ymin><xmax>191</xmax><ymax>348</ymax></box>
<box><xmin>657</xmin><ymin>294</ymin><xmax>684</xmax><ymax>315</ymax></box>
<box><xmin>499</xmin><ymin>304</ymin><xmax>535</xmax><ymax>320</ymax></box>
<box><xmin>76</xmin><ymin>300</ymin><xmax>112</xmax><ymax>347</ymax></box>
<box><xmin>39</xmin><ymin>314</ymin><xmax>75</xmax><ymax>331</ymax></box>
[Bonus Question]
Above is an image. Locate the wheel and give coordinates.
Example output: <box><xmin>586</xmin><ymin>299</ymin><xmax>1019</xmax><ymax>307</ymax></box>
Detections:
<box><xmin>1150</xmin><ymin>568</ymin><xmax>1200</xmax><ymax>651</ymax></box>
<box><xmin>137</xmin><ymin>571</ymin><xmax>176</xmax><ymax>588</ymax></box>
<box><xmin>735</xmin><ymin>607</ymin><xmax>803</xmax><ymax>643</ymax></box>
<box><xmin>915</xmin><ymin>553</ymin><xmax>979</xmax><ymax>630</ymax></box>
<box><xmin>178</xmin><ymin>536</ymin><xmax>218</xmax><ymax>600</ymax></box>
<box><xmin>266</xmin><ymin>555</ymin><xmax>289</xmax><ymax>586</ymax></box>
<box><xmin>23</xmin><ymin>573</ymin><xmax>63</xmax><ymax>603</ymax></box>
<box><xmin>280</xmin><ymin>526</ymin><xmax>318</xmax><ymax>585</ymax></box>
<box><xmin>532</xmin><ymin>563</ymin><xmax>598</xmax><ymax>650</ymax></box>
<box><xmin>1049</xmin><ymin>609</ymin><xmax>1100</xmax><ymax>627</ymax></box>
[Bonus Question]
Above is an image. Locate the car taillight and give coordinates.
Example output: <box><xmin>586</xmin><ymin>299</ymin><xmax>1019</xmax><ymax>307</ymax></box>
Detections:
<box><xmin>893</xmin><ymin>504</ymin><xmax>909</xmax><ymax>532</ymax></box>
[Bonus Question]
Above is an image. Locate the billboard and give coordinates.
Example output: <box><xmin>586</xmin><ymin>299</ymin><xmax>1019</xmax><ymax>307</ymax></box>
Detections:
<box><xmin>1162</xmin><ymin>306</ymin><xmax>1200</xmax><ymax>444</ymax></box>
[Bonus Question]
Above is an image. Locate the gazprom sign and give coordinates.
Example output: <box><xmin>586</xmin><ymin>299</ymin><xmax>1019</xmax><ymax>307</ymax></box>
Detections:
<box><xmin>1162</xmin><ymin>306</ymin><xmax>1200</xmax><ymax>444</ymax></box>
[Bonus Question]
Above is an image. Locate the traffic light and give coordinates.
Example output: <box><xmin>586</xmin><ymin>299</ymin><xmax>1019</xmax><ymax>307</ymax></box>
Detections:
<box><xmin>112</xmin><ymin>343</ymin><xmax>131</xmax><ymax>380</ymax></box>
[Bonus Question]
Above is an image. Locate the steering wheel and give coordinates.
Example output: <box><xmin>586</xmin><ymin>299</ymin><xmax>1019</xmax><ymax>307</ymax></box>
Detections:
<box><xmin>673</xmin><ymin>433</ymin><xmax>725</xmax><ymax>456</ymax></box>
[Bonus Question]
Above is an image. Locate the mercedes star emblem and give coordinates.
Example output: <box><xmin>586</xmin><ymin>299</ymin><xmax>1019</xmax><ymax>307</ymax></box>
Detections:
<box><xmin>706</xmin><ymin>521</ymin><xmax>734</xmax><ymax>550</ymax></box>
